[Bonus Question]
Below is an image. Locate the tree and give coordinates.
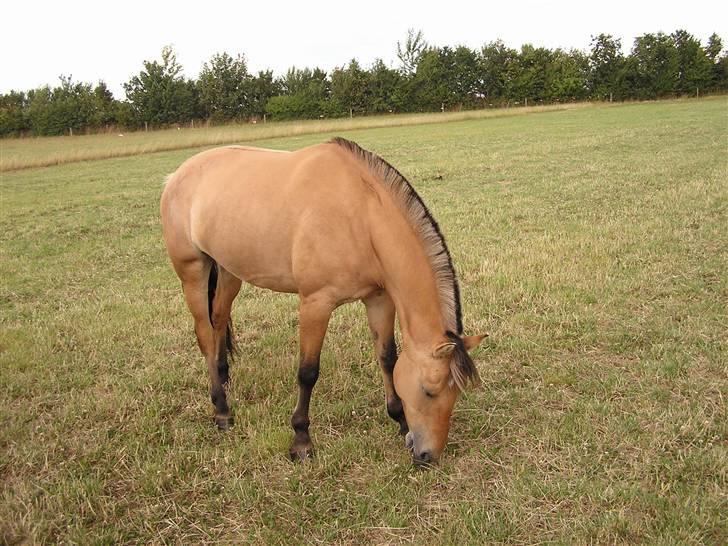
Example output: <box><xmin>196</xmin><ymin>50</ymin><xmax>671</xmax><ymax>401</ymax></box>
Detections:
<box><xmin>270</xmin><ymin>67</ymin><xmax>330</xmax><ymax>119</ymax></box>
<box><xmin>266</xmin><ymin>67</ymin><xmax>329</xmax><ymax>120</ymax></box>
<box><xmin>411</xmin><ymin>48</ymin><xmax>450</xmax><ymax>110</ymax></box>
<box><xmin>397</xmin><ymin>29</ymin><xmax>428</xmax><ymax>75</ymax></box>
<box><xmin>545</xmin><ymin>49</ymin><xmax>589</xmax><ymax>101</ymax></box>
<box><xmin>198</xmin><ymin>52</ymin><xmax>250</xmax><ymax>121</ymax></box>
<box><xmin>367</xmin><ymin>59</ymin><xmax>403</xmax><ymax>113</ymax></box>
<box><xmin>24</xmin><ymin>76</ymin><xmax>99</xmax><ymax>135</ymax></box>
<box><xmin>91</xmin><ymin>82</ymin><xmax>117</xmax><ymax>127</ymax></box>
<box><xmin>705</xmin><ymin>33</ymin><xmax>726</xmax><ymax>90</ymax></box>
<box><xmin>246</xmin><ymin>70</ymin><xmax>279</xmax><ymax>118</ymax></box>
<box><xmin>705</xmin><ymin>33</ymin><xmax>723</xmax><ymax>62</ymax></box>
<box><xmin>124</xmin><ymin>45</ymin><xmax>201</xmax><ymax>126</ymax></box>
<box><xmin>629</xmin><ymin>33</ymin><xmax>679</xmax><ymax>98</ymax></box>
<box><xmin>589</xmin><ymin>34</ymin><xmax>623</xmax><ymax>99</ymax></box>
<box><xmin>0</xmin><ymin>90</ymin><xmax>30</xmax><ymax>136</ymax></box>
<box><xmin>478</xmin><ymin>40</ymin><xmax>519</xmax><ymax>104</ymax></box>
<box><xmin>512</xmin><ymin>44</ymin><xmax>552</xmax><ymax>102</ymax></box>
<box><xmin>330</xmin><ymin>59</ymin><xmax>370</xmax><ymax>115</ymax></box>
<box><xmin>716</xmin><ymin>51</ymin><xmax>728</xmax><ymax>90</ymax></box>
<box><xmin>451</xmin><ymin>46</ymin><xmax>481</xmax><ymax>107</ymax></box>
<box><xmin>671</xmin><ymin>30</ymin><xmax>712</xmax><ymax>95</ymax></box>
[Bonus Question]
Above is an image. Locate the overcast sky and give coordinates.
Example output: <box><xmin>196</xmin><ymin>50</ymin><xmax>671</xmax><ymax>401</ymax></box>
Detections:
<box><xmin>2</xmin><ymin>0</ymin><xmax>726</xmax><ymax>99</ymax></box>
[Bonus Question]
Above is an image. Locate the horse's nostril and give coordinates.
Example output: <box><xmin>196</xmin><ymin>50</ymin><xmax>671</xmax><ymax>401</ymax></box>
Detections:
<box><xmin>414</xmin><ymin>451</ymin><xmax>433</xmax><ymax>466</ymax></box>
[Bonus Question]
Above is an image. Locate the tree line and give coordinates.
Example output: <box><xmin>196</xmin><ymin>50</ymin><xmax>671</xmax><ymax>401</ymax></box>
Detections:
<box><xmin>1</xmin><ymin>30</ymin><xmax>726</xmax><ymax>137</ymax></box>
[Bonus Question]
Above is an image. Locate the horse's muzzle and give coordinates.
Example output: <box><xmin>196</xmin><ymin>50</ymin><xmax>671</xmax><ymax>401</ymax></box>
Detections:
<box><xmin>405</xmin><ymin>431</ymin><xmax>437</xmax><ymax>466</ymax></box>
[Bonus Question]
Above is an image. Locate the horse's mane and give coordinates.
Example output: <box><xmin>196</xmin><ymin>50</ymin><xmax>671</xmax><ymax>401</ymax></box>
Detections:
<box><xmin>329</xmin><ymin>137</ymin><xmax>463</xmax><ymax>335</ymax></box>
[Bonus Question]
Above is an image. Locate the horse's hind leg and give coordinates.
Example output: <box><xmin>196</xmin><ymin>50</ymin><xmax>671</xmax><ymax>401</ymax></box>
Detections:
<box><xmin>210</xmin><ymin>266</ymin><xmax>242</xmax><ymax>387</ymax></box>
<box><xmin>177</xmin><ymin>257</ymin><xmax>234</xmax><ymax>430</ymax></box>
<box><xmin>364</xmin><ymin>291</ymin><xmax>408</xmax><ymax>435</ymax></box>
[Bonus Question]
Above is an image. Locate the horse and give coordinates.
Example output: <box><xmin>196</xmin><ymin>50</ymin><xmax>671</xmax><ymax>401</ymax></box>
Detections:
<box><xmin>160</xmin><ymin>137</ymin><xmax>485</xmax><ymax>465</ymax></box>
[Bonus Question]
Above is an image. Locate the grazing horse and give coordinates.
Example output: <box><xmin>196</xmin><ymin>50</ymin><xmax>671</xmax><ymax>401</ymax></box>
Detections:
<box><xmin>160</xmin><ymin>137</ymin><xmax>484</xmax><ymax>465</ymax></box>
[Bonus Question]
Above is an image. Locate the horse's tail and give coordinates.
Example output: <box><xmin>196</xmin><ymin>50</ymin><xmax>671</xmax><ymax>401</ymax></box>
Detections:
<box><xmin>207</xmin><ymin>261</ymin><xmax>236</xmax><ymax>359</ymax></box>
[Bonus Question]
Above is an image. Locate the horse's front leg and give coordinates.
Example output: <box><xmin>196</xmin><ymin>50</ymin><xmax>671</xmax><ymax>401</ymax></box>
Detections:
<box><xmin>364</xmin><ymin>291</ymin><xmax>408</xmax><ymax>436</ymax></box>
<box><xmin>289</xmin><ymin>295</ymin><xmax>334</xmax><ymax>461</ymax></box>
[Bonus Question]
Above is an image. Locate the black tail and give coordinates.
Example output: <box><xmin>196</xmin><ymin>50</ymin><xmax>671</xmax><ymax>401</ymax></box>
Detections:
<box><xmin>207</xmin><ymin>261</ymin><xmax>236</xmax><ymax>359</ymax></box>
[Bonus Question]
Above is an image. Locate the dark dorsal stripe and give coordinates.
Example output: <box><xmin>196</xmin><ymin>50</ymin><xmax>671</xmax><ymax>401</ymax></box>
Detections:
<box><xmin>330</xmin><ymin>137</ymin><xmax>463</xmax><ymax>334</ymax></box>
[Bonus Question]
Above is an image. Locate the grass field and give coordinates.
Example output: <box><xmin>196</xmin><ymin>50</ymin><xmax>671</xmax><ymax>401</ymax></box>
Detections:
<box><xmin>1</xmin><ymin>97</ymin><xmax>726</xmax><ymax>544</ymax></box>
<box><xmin>0</xmin><ymin>103</ymin><xmax>590</xmax><ymax>172</ymax></box>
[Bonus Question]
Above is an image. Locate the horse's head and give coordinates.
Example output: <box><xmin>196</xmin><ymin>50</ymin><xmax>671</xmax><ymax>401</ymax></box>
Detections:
<box><xmin>393</xmin><ymin>332</ymin><xmax>485</xmax><ymax>465</ymax></box>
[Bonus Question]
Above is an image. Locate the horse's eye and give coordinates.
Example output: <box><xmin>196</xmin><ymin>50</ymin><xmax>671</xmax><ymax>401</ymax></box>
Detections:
<box><xmin>422</xmin><ymin>386</ymin><xmax>436</xmax><ymax>398</ymax></box>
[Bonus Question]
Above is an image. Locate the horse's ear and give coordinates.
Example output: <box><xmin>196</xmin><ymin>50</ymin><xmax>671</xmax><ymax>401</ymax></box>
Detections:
<box><xmin>462</xmin><ymin>334</ymin><xmax>487</xmax><ymax>351</ymax></box>
<box><xmin>432</xmin><ymin>342</ymin><xmax>456</xmax><ymax>359</ymax></box>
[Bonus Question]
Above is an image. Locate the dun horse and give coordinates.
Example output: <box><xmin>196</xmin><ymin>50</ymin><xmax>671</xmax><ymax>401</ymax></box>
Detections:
<box><xmin>160</xmin><ymin>138</ymin><xmax>484</xmax><ymax>465</ymax></box>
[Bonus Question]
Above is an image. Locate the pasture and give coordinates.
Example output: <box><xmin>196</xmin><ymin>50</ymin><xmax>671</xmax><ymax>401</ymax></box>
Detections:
<box><xmin>1</xmin><ymin>98</ymin><xmax>726</xmax><ymax>544</ymax></box>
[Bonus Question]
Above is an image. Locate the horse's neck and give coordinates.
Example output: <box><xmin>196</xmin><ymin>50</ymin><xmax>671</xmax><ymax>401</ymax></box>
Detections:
<box><xmin>371</xmin><ymin>212</ymin><xmax>445</xmax><ymax>347</ymax></box>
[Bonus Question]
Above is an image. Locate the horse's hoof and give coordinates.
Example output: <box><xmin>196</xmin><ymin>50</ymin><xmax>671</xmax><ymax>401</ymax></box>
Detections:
<box><xmin>289</xmin><ymin>442</ymin><xmax>314</xmax><ymax>462</ymax></box>
<box><xmin>215</xmin><ymin>415</ymin><xmax>234</xmax><ymax>430</ymax></box>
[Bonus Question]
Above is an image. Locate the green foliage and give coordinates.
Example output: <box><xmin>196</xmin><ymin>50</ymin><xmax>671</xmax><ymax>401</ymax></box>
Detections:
<box><xmin>589</xmin><ymin>34</ymin><xmax>623</xmax><ymax>99</ymax></box>
<box><xmin>367</xmin><ymin>59</ymin><xmax>404</xmax><ymax>113</ymax></box>
<box><xmin>267</xmin><ymin>67</ymin><xmax>331</xmax><ymax>120</ymax></box>
<box><xmin>20</xmin><ymin>77</ymin><xmax>115</xmax><ymax>136</ymax></box>
<box><xmin>672</xmin><ymin>30</ymin><xmax>712</xmax><ymax>94</ymax></box>
<box><xmin>198</xmin><ymin>53</ymin><xmax>250</xmax><ymax>121</ymax></box>
<box><xmin>630</xmin><ymin>32</ymin><xmax>680</xmax><ymax>98</ymax></box>
<box><xmin>396</xmin><ymin>28</ymin><xmax>428</xmax><ymax>75</ymax></box>
<box><xmin>512</xmin><ymin>44</ymin><xmax>552</xmax><ymax>102</ymax></box>
<box><xmin>265</xmin><ymin>94</ymin><xmax>327</xmax><ymax>121</ymax></box>
<box><xmin>479</xmin><ymin>40</ymin><xmax>519</xmax><ymax>104</ymax></box>
<box><xmin>123</xmin><ymin>45</ymin><xmax>201</xmax><ymax>127</ymax></box>
<box><xmin>330</xmin><ymin>59</ymin><xmax>370</xmax><ymax>115</ymax></box>
<box><xmin>546</xmin><ymin>49</ymin><xmax>589</xmax><ymax>101</ymax></box>
<box><xmin>2</xmin><ymin>30</ymin><xmax>727</xmax><ymax>138</ymax></box>
<box><xmin>0</xmin><ymin>90</ymin><xmax>30</xmax><ymax>136</ymax></box>
<box><xmin>247</xmin><ymin>70</ymin><xmax>280</xmax><ymax>118</ymax></box>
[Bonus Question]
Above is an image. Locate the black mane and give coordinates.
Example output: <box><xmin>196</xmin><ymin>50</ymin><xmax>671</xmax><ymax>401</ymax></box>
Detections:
<box><xmin>329</xmin><ymin>137</ymin><xmax>463</xmax><ymax>334</ymax></box>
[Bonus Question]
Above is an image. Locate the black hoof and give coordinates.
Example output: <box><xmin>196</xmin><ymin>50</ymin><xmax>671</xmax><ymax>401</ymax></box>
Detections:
<box><xmin>215</xmin><ymin>415</ymin><xmax>234</xmax><ymax>430</ymax></box>
<box><xmin>289</xmin><ymin>441</ymin><xmax>314</xmax><ymax>462</ymax></box>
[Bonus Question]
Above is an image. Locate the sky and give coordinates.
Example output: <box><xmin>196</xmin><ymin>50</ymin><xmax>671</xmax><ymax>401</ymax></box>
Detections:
<box><xmin>2</xmin><ymin>0</ymin><xmax>726</xmax><ymax>99</ymax></box>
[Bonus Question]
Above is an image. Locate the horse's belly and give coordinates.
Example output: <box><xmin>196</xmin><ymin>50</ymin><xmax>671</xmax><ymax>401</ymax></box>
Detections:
<box><xmin>200</xmin><ymin>231</ymin><xmax>298</xmax><ymax>293</ymax></box>
<box><xmin>227</xmin><ymin>260</ymin><xmax>298</xmax><ymax>294</ymax></box>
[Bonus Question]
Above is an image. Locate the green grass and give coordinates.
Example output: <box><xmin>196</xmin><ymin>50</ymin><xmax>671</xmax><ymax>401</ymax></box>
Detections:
<box><xmin>1</xmin><ymin>97</ymin><xmax>726</xmax><ymax>544</ymax></box>
<box><xmin>0</xmin><ymin>103</ymin><xmax>590</xmax><ymax>172</ymax></box>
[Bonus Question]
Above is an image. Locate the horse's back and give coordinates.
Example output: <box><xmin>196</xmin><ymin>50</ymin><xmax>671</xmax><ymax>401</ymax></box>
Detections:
<box><xmin>161</xmin><ymin>143</ymin><xmax>383</xmax><ymax>298</ymax></box>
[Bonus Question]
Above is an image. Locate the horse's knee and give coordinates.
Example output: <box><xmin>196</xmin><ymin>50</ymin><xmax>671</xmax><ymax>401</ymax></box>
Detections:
<box><xmin>386</xmin><ymin>397</ymin><xmax>404</xmax><ymax>421</ymax></box>
<box><xmin>380</xmin><ymin>339</ymin><xmax>397</xmax><ymax>374</ymax></box>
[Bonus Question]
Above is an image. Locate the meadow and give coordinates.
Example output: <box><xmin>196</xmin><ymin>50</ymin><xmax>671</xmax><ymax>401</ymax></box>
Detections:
<box><xmin>0</xmin><ymin>103</ymin><xmax>588</xmax><ymax>172</ymax></box>
<box><xmin>1</xmin><ymin>97</ymin><xmax>726</xmax><ymax>544</ymax></box>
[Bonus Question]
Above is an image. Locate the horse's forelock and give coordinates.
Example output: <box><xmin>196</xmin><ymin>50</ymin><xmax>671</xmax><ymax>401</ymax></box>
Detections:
<box><xmin>445</xmin><ymin>331</ymin><xmax>480</xmax><ymax>391</ymax></box>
